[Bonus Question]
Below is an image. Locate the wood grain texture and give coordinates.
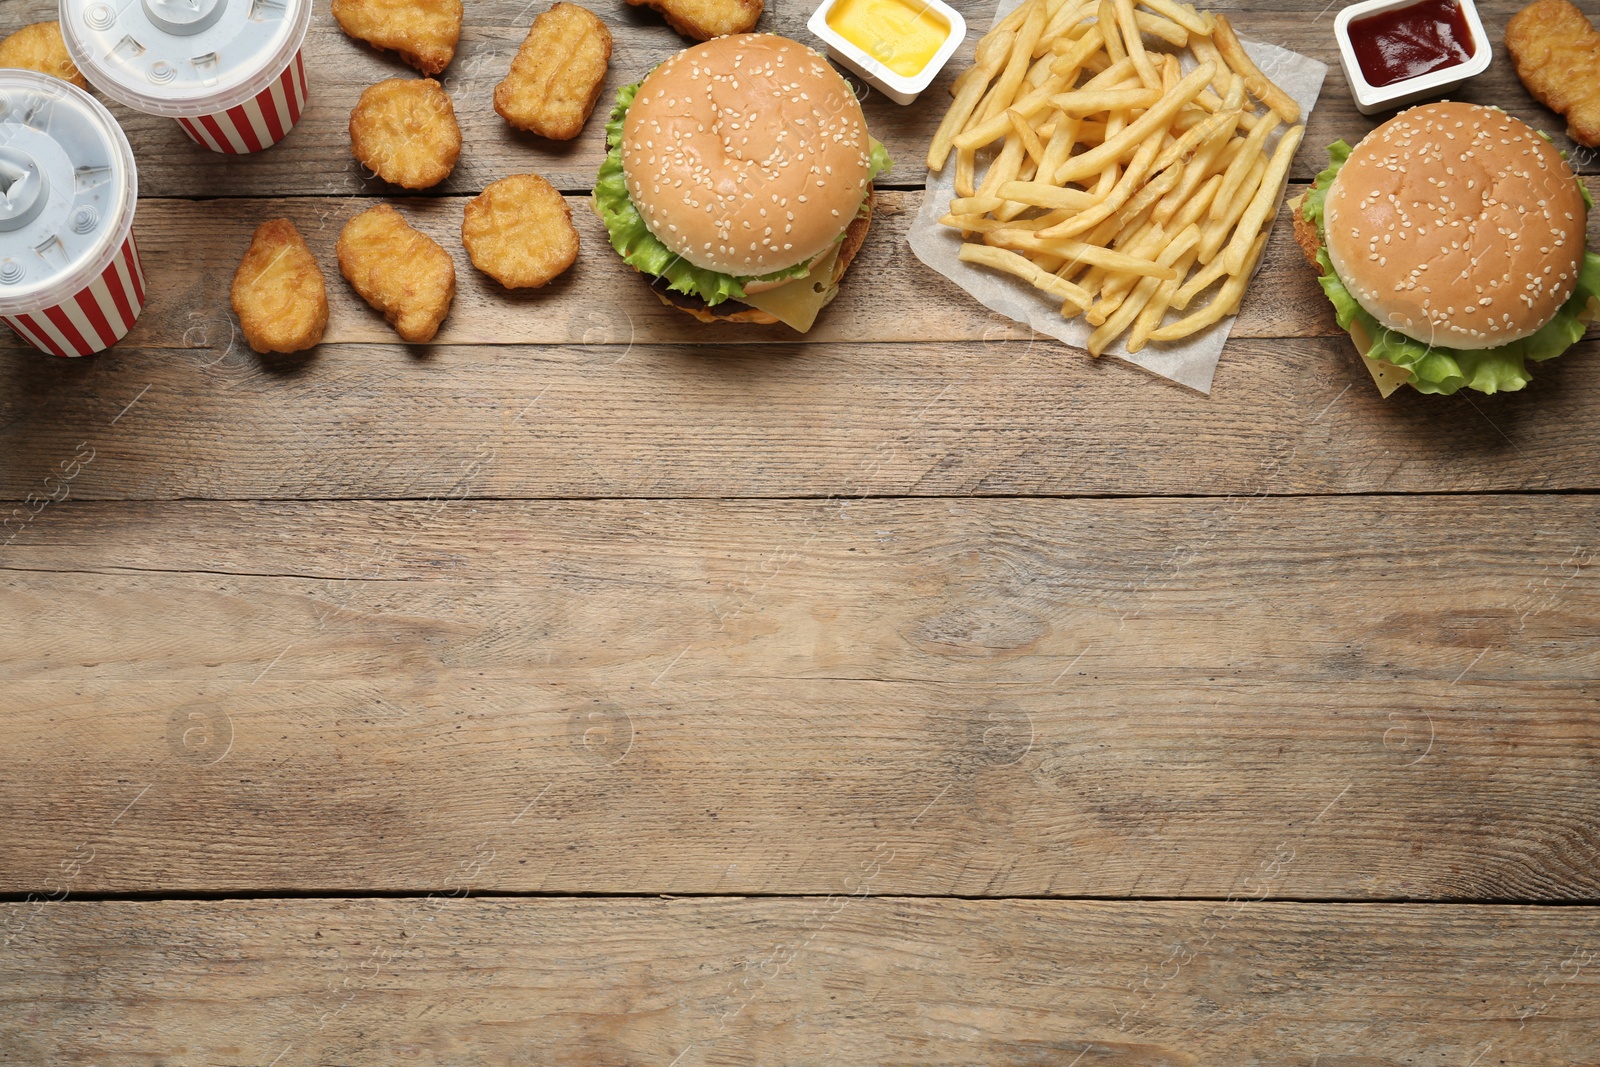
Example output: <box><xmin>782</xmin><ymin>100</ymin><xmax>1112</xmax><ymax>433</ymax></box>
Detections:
<box><xmin>3</xmin><ymin>496</ymin><xmax>1596</xmax><ymax>897</ymax></box>
<box><xmin>3</xmin><ymin>898</ymin><xmax>1597</xmax><ymax>1065</ymax></box>
<box><xmin>1</xmin><ymin>182</ymin><xmax>1592</xmax><ymax>352</ymax></box>
<box><xmin>9</xmin><ymin>0</ymin><xmax>1597</xmax><ymax>202</ymax></box>
<box><xmin>4</xmin><ymin>329</ymin><xmax>1598</xmax><ymax>500</ymax></box>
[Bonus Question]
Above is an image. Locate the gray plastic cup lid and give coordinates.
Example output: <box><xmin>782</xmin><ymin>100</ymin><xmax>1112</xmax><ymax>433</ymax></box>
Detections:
<box><xmin>0</xmin><ymin>69</ymin><xmax>137</xmax><ymax>315</ymax></box>
<box><xmin>60</xmin><ymin>0</ymin><xmax>313</xmax><ymax>118</ymax></box>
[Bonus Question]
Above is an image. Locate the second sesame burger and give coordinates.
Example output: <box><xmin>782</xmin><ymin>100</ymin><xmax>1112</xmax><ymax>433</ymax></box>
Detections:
<box><xmin>593</xmin><ymin>34</ymin><xmax>890</xmax><ymax>332</ymax></box>
<box><xmin>1290</xmin><ymin>101</ymin><xmax>1598</xmax><ymax>396</ymax></box>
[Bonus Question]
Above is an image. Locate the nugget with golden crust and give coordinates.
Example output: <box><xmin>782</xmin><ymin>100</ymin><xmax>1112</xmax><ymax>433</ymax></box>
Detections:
<box><xmin>350</xmin><ymin>78</ymin><xmax>461</xmax><ymax>189</ymax></box>
<box><xmin>625</xmin><ymin>0</ymin><xmax>761</xmax><ymax>42</ymax></box>
<box><xmin>494</xmin><ymin>4</ymin><xmax>612</xmax><ymax>140</ymax></box>
<box><xmin>232</xmin><ymin>219</ymin><xmax>329</xmax><ymax>354</ymax></box>
<box><xmin>1506</xmin><ymin>0</ymin><xmax>1600</xmax><ymax>148</ymax></box>
<box><xmin>0</xmin><ymin>22</ymin><xmax>87</xmax><ymax>88</ymax></box>
<box><xmin>337</xmin><ymin>205</ymin><xmax>456</xmax><ymax>343</ymax></box>
<box><xmin>462</xmin><ymin>174</ymin><xmax>580</xmax><ymax>289</ymax></box>
<box><xmin>332</xmin><ymin>0</ymin><xmax>461</xmax><ymax>75</ymax></box>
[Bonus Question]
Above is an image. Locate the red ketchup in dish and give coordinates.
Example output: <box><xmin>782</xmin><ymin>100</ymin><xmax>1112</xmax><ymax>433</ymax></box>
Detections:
<box><xmin>1349</xmin><ymin>0</ymin><xmax>1476</xmax><ymax>87</ymax></box>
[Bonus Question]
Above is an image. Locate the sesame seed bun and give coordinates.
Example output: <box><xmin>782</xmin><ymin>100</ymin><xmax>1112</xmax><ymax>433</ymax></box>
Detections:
<box><xmin>1323</xmin><ymin>101</ymin><xmax>1586</xmax><ymax>351</ymax></box>
<box><xmin>620</xmin><ymin>34</ymin><xmax>876</xmax><ymax>280</ymax></box>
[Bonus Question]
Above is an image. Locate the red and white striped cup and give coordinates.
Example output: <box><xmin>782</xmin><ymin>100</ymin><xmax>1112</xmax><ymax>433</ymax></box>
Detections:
<box><xmin>175</xmin><ymin>48</ymin><xmax>308</xmax><ymax>154</ymax></box>
<box><xmin>0</xmin><ymin>71</ymin><xmax>144</xmax><ymax>357</ymax></box>
<box><xmin>62</xmin><ymin>0</ymin><xmax>314</xmax><ymax>155</ymax></box>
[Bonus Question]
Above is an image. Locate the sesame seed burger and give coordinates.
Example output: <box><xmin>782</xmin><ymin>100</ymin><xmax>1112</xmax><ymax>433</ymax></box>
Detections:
<box><xmin>593</xmin><ymin>34</ymin><xmax>890</xmax><ymax>332</ymax></box>
<box><xmin>1290</xmin><ymin>101</ymin><xmax>1598</xmax><ymax>395</ymax></box>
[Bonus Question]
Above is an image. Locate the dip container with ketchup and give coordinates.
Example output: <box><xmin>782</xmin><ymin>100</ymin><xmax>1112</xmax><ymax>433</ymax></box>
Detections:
<box><xmin>808</xmin><ymin>0</ymin><xmax>966</xmax><ymax>105</ymax></box>
<box><xmin>1334</xmin><ymin>0</ymin><xmax>1491</xmax><ymax>114</ymax></box>
<box><xmin>60</xmin><ymin>0</ymin><xmax>313</xmax><ymax>153</ymax></box>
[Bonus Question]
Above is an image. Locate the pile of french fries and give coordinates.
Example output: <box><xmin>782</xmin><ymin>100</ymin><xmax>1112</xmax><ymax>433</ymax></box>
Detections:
<box><xmin>928</xmin><ymin>0</ymin><xmax>1305</xmax><ymax>355</ymax></box>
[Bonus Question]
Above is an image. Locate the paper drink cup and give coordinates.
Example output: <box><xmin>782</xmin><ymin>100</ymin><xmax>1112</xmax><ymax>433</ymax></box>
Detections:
<box><xmin>61</xmin><ymin>0</ymin><xmax>312</xmax><ymax>154</ymax></box>
<box><xmin>0</xmin><ymin>70</ymin><xmax>143</xmax><ymax>357</ymax></box>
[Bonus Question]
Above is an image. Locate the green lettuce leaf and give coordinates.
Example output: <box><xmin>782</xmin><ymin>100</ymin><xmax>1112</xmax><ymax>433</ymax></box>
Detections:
<box><xmin>1304</xmin><ymin>139</ymin><xmax>1599</xmax><ymax>395</ymax></box>
<box><xmin>592</xmin><ymin>81</ymin><xmax>891</xmax><ymax>306</ymax></box>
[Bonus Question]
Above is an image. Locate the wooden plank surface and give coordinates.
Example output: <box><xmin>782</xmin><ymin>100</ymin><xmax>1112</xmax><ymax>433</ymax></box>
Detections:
<box><xmin>5</xmin><ymin>331</ymin><xmax>1598</xmax><ymax>500</ymax></box>
<box><xmin>4</xmin><ymin>495</ymin><xmax>1596</xmax><ymax>897</ymax></box>
<box><xmin>6</xmin><ymin>0</ymin><xmax>1600</xmax><ymax>1054</ymax></box>
<box><xmin>11</xmin><ymin>0</ymin><xmax>1598</xmax><ymax>202</ymax></box>
<box><xmin>3</xmin><ymin>898</ymin><xmax>1597</xmax><ymax>1065</ymax></box>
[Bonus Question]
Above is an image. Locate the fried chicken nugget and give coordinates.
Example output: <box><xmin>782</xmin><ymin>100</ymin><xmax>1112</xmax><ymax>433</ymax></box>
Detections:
<box><xmin>232</xmin><ymin>219</ymin><xmax>329</xmax><ymax>354</ymax></box>
<box><xmin>1506</xmin><ymin>0</ymin><xmax>1600</xmax><ymax>148</ymax></box>
<box><xmin>331</xmin><ymin>0</ymin><xmax>462</xmax><ymax>76</ymax></box>
<box><xmin>337</xmin><ymin>205</ymin><xmax>456</xmax><ymax>343</ymax></box>
<box><xmin>625</xmin><ymin>0</ymin><xmax>762</xmax><ymax>42</ymax></box>
<box><xmin>350</xmin><ymin>78</ymin><xmax>461</xmax><ymax>189</ymax></box>
<box><xmin>462</xmin><ymin>174</ymin><xmax>580</xmax><ymax>289</ymax></box>
<box><xmin>493</xmin><ymin>4</ymin><xmax>612</xmax><ymax>140</ymax></box>
<box><xmin>0</xmin><ymin>22</ymin><xmax>87</xmax><ymax>89</ymax></box>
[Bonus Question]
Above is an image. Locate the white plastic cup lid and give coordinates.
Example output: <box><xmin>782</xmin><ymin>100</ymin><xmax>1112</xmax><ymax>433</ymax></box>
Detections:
<box><xmin>0</xmin><ymin>69</ymin><xmax>137</xmax><ymax>316</ymax></box>
<box><xmin>60</xmin><ymin>0</ymin><xmax>313</xmax><ymax>118</ymax></box>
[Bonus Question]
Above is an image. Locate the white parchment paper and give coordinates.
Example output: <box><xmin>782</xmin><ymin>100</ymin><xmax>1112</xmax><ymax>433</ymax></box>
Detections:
<box><xmin>908</xmin><ymin>4</ymin><xmax>1328</xmax><ymax>393</ymax></box>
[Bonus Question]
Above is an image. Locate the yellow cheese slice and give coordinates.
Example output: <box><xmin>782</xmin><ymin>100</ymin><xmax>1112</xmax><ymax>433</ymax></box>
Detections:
<box><xmin>1349</xmin><ymin>317</ymin><xmax>1411</xmax><ymax>398</ymax></box>
<box><xmin>736</xmin><ymin>243</ymin><xmax>845</xmax><ymax>333</ymax></box>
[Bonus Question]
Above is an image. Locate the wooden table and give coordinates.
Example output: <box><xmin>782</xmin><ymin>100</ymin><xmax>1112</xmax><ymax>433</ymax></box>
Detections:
<box><xmin>3</xmin><ymin>0</ymin><xmax>1597</xmax><ymax>1061</ymax></box>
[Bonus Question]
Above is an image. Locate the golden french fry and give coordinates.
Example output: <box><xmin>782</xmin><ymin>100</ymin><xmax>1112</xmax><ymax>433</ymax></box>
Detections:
<box><xmin>997</xmin><ymin>180</ymin><xmax>1102</xmax><ymax>211</ymax></box>
<box><xmin>1221</xmin><ymin>122</ymin><xmax>1302</xmax><ymax>275</ymax></box>
<box><xmin>1115</xmin><ymin>0</ymin><xmax>1161</xmax><ymax>89</ymax></box>
<box><xmin>950</xmin><ymin>195</ymin><xmax>1007</xmax><ymax>215</ymax></box>
<box><xmin>929</xmin><ymin>65</ymin><xmax>995</xmax><ymax>171</ymax></box>
<box><xmin>1092</xmin><ymin>113</ymin><xmax>1126</xmax><ymax>196</ymax></box>
<box><xmin>1150</xmin><ymin>230</ymin><xmax>1267</xmax><ymax>341</ymax></box>
<box><xmin>1051</xmin><ymin>61</ymin><xmax>1214</xmax><ymax>184</ymax></box>
<box><xmin>1186</xmin><ymin>34</ymin><xmax>1234</xmax><ymax>99</ymax></box>
<box><xmin>988</xmin><ymin>229</ymin><xmax>1178</xmax><ymax>279</ymax></box>
<box><xmin>1197</xmin><ymin>153</ymin><xmax>1264</xmax><ymax>264</ymax></box>
<box><xmin>1212</xmin><ymin>13</ymin><xmax>1300</xmax><ymax>123</ymax></box>
<box><xmin>1136</xmin><ymin>0</ymin><xmax>1212</xmax><ymax>34</ymax></box>
<box><xmin>1038</xmin><ymin>114</ymin><xmax>1081</xmax><ymax>179</ymax></box>
<box><xmin>1222</xmin><ymin>70</ymin><xmax>1245</xmax><ymax>110</ymax></box>
<box><xmin>977</xmin><ymin>135</ymin><xmax>1029</xmax><ymax>198</ymax></box>
<box><xmin>1128</xmin><ymin>246</ymin><xmax>1200</xmax><ymax>350</ymax></box>
<box><xmin>1024</xmin><ymin>51</ymin><xmax>1058</xmax><ymax>89</ymax></box>
<box><xmin>1211</xmin><ymin>110</ymin><xmax>1279</xmax><ymax>219</ymax></box>
<box><xmin>1135</xmin><ymin>9</ymin><xmax>1187</xmax><ymax>45</ymax></box>
<box><xmin>980</xmin><ymin>0</ymin><xmax>1049</xmax><ymax>123</ymax></box>
<box><xmin>1047</xmin><ymin>88</ymin><xmax>1162</xmax><ymax>114</ymax></box>
<box><xmin>1170</xmin><ymin>172</ymin><xmax>1223</xmax><ymax>233</ymax></box>
<box><xmin>1162</xmin><ymin>53</ymin><xmax>1180</xmax><ymax>93</ymax></box>
<box><xmin>1006</xmin><ymin>109</ymin><xmax>1049</xmax><ymax>167</ymax></box>
<box><xmin>955</xmin><ymin>146</ymin><xmax>977</xmax><ymax>198</ymax></box>
<box><xmin>1098</xmin><ymin>0</ymin><xmax>1128</xmax><ymax>66</ymax></box>
<box><xmin>942</xmin><ymin>211</ymin><xmax>1072</xmax><ymax>234</ymax></box>
<box><xmin>953</xmin><ymin>73</ymin><xmax>1070</xmax><ymax>151</ymax></box>
<box><xmin>960</xmin><ymin>243</ymin><xmax>1094</xmax><ymax>310</ymax></box>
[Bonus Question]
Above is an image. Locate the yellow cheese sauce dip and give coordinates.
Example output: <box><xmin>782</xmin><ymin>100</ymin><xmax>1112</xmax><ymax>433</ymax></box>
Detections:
<box><xmin>825</xmin><ymin>0</ymin><xmax>951</xmax><ymax>77</ymax></box>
